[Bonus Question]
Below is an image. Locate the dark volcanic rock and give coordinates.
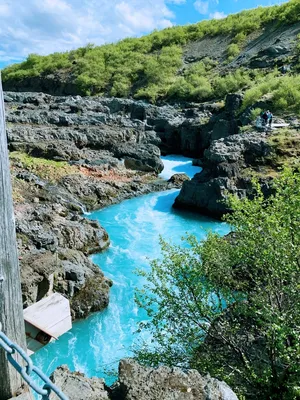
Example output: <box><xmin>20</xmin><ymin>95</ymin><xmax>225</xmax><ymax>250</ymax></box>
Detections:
<box><xmin>71</xmin><ymin>275</ymin><xmax>112</xmax><ymax>319</ymax></box>
<box><xmin>5</xmin><ymin>91</ymin><xmax>231</xmax><ymax>163</ymax></box>
<box><xmin>168</xmin><ymin>173</ymin><xmax>190</xmax><ymax>187</ymax></box>
<box><xmin>15</xmin><ymin>203</ymin><xmax>110</xmax><ymax>254</ymax></box>
<box><xmin>119</xmin><ymin>144</ymin><xmax>164</xmax><ymax>173</ymax></box>
<box><xmin>5</xmin><ymin>90</ymin><xmax>277</xmax><ymax>316</ymax></box>
<box><xmin>15</xmin><ymin>201</ymin><xmax>111</xmax><ymax>316</ymax></box>
<box><xmin>174</xmin><ymin>132</ymin><xmax>273</xmax><ymax>218</ymax></box>
<box><xmin>210</xmin><ymin>94</ymin><xmax>243</xmax><ymax>141</ymax></box>
<box><xmin>5</xmin><ymin>92</ymin><xmax>166</xmax><ymax>174</ymax></box>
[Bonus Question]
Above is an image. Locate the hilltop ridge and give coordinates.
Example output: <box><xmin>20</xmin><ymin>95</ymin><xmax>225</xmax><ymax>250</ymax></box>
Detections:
<box><xmin>2</xmin><ymin>0</ymin><xmax>300</xmax><ymax>112</ymax></box>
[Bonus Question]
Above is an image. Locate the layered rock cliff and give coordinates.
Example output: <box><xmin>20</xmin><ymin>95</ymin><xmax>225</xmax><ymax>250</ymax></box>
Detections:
<box><xmin>5</xmin><ymin>92</ymin><xmax>180</xmax><ymax>318</ymax></box>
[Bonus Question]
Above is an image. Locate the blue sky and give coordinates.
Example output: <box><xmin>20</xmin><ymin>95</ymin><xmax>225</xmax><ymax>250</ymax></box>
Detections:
<box><xmin>0</xmin><ymin>0</ymin><xmax>288</xmax><ymax>69</ymax></box>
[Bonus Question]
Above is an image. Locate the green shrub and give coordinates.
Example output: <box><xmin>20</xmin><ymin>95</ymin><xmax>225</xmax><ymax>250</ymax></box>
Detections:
<box><xmin>167</xmin><ymin>77</ymin><xmax>194</xmax><ymax>100</ymax></box>
<box><xmin>250</xmin><ymin>107</ymin><xmax>262</xmax><ymax>120</ymax></box>
<box><xmin>232</xmin><ymin>32</ymin><xmax>246</xmax><ymax>45</ymax></box>
<box><xmin>212</xmin><ymin>69</ymin><xmax>252</xmax><ymax>98</ymax></box>
<box><xmin>191</xmin><ymin>77</ymin><xmax>213</xmax><ymax>101</ymax></box>
<box><xmin>242</xmin><ymin>74</ymin><xmax>300</xmax><ymax>115</ymax></box>
<box><xmin>227</xmin><ymin>43</ymin><xmax>240</xmax><ymax>59</ymax></box>
<box><xmin>135</xmin><ymin>169</ymin><xmax>300</xmax><ymax>399</ymax></box>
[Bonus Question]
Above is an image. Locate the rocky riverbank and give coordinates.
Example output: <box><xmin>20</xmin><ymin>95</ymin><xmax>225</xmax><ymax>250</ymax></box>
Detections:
<box><xmin>6</xmin><ymin>91</ymin><xmax>206</xmax><ymax>318</ymax></box>
<box><xmin>5</xmin><ymin>92</ymin><xmax>181</xmax><ymax>318</ymax></box>
<box><xmin>5</xmin><ymin>89</ymin><xmax>299</xmax><ymax>400</ymax></box>
<box><xmin>174</xmin><ymin>95</ymin><xmax>299</xmax><ymax>218</ymax></box>
<box><xmin>48</xmin><ymin>359</ymin><xmax>238</xmax><ymax>400</ymax></box>
<box><xmin>8</xmin><ymin>359</ymin><xmax>238</xmax><ymax>400</ymax></box>
<box><xmin>6</xmin><ymin>90</ymin><xmax>299</xmax><ymax>318</ymax></box>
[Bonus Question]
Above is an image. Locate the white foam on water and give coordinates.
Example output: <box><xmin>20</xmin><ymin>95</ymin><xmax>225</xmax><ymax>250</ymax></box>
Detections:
<box><xmin>73</xmin><ymin>353</ymin><xmax>88</xmax><ymax>375</ymax></box>
<box><xmin>160</xmin><ymin>155</ymin><xmax>202</xmax><ymax>180</ymax></box>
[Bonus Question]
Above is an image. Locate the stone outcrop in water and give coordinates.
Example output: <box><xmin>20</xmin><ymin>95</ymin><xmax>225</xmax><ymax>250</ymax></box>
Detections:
<box><xmin>48</xmin><ymin>359</ymin><xmax>238</xmax><ymax>400</ymax></box>
<box><xmin>15</xmin><ymin>200</ymin><xmax>112</xmax><ymax>318</ymax></box>
<box><xmin>173</xmin><ymin>93</ymin><xmax>291</xmax><ymax>218</ymax></box>
<box><xmin>174</xmin><ymin>131</ymin><xmax>273</xmax><ymax>218</ymax></box>
<box><xmin>168</xmin><ymin>173</ymin><xmax>190</xmax><ymax>187</ymax></box>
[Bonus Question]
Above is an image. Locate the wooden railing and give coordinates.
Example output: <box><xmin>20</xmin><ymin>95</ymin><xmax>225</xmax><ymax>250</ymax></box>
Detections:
<box><xmin>0</xmin><ymin>74</ymin><xmax>27</xmax><ymax>399</ymax></box>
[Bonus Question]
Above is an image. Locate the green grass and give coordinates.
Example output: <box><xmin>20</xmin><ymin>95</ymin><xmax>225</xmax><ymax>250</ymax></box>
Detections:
<box><xmin>267</xmin><ymin>128</ymin><xmax>300</xmax><ymax>168</ymax></box>
<box><xmin>10</xmin><ymin>152</ymin><xmax>79</xmax><ymax>183</ymax></box>
<box><xmin>242</xmin><ymin>73</ymin><xmax>300</xmax><ymax>115</ymax></box>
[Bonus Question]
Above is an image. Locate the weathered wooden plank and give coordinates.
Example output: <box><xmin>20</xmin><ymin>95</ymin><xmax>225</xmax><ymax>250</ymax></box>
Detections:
<box><xmin>23</xmin><ymin>293</ymin><xmax>72</xmax><ymax>339</ymax></box>
<box><xmin>0</xmin><ymin>74</ymin><xmax>27</xmax><ymax>399</ymax></box>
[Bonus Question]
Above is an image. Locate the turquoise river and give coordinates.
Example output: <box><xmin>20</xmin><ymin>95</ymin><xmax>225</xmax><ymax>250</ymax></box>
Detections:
<box><xmin>32</xmin><ymin>155</ymin><xmax>230</xmax><ymax>386</ymax></box>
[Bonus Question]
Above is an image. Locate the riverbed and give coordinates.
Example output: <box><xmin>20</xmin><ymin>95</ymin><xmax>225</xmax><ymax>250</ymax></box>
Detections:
<box><xmin>32</xmin><ymin>156</ymin><xmax>230</xmax><ymax>384</ymax></box>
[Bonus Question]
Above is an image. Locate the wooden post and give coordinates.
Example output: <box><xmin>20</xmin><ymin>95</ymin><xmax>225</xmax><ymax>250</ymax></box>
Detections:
<box><xmin>0</xmin><ymin>74</ymin><xmax>27</xmax><ymax>399</ymax></box>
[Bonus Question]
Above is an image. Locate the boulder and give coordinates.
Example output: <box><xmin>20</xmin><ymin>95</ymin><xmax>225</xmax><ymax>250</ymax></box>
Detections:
<box><xmin>15</xmin><ymin>203</ymin><xmax>110</xmax><ymax>254</ymax></box>
<box><xmin>259</xmin><ymin>45</ymin><xmax>289</xmax><ymax>57</ymax></box>
<box><xmin>116</xmin><ymin>144</ymin><xmax>164</xmax><ymax>174</ymax></box>
<box><xmin>71</xmin><ymin>275</ymin><xmax>112</xmax><ymax>319</ymax></box>
<box><xmin>50</xmin><ymin>365</ymin><xmax>109</xmax><ymax>399</ymax></box>
<box><xmin>211</xmin><ymin>119</ymin><xmax>238</xmax><ymax>141</ymax></box>
<box><xmin>48</xmin><ymin>360</ymin><xmax>238</xmax><ymax>400</ymax></box>
<box><xmin>174</xmin><ymin>131</ymin><xmax>272</xmax><ymax>218</ymax></box>
<box><xmin>168</xmin><ymin>173</ymin><xmax>190</xmax><ymax>187</ymax></box>
<box><xmin>174</xmin><ymin>174</ymin><xmax>239</xmax><ymax>218</ymax></box>
<box><xmin>112</xmin><ymin>359</ymin><xmax>238</xmax><ymax>400</ymax></box>
<box><xmin>225</xmin><ymin>93</ymin><xmax>244</xmax><ymax>114</ymax></box>
<box><xmin>19</xmin><ymin>248</ymin><xmax>112</xmax><ymax>318</ymax></box>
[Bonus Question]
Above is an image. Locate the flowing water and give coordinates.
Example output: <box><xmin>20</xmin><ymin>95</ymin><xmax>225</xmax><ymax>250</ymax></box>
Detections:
<box><xmin>32</xmin><ymin>156</ymin><xmax>230</xmax><ymax>386</ymax></box>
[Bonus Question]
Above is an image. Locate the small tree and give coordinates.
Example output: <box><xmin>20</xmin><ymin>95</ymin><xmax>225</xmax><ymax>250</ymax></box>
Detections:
<box><xmin>135</xmin><ymin>169</ymin><xmax>300</xmax><ymax>399</ymax></box>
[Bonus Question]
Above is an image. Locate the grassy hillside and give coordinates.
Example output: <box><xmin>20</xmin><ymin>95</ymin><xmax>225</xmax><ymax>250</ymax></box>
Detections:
<box><xmin>3</xmin><ymin>0</ymin><xmax>300</xmax><ymax>110</ymax></box>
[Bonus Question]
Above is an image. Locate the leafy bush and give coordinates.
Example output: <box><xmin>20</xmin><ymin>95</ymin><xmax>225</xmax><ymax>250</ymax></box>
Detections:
<box><xmin>242</xmin><ymin>74</ymin><xmax>300</xmax><ymax>115</ymax></box>
<box><xmin>232</xmin><ymin>32</ymin><xmax>246</xmax><ymax>45</ymax></box>
<box><xmin>227</xmin><ymin>43</ymin><xmax>240</xmax><ymax>59</ymax></box>
<box><xmin>250</xmin><ymin>107</ymin><xmax>262</xmax><ymax>120</ymax></box>
<box><xmin>212</xmin><ymin>69</ymin><xmax>252</xmax><ymax>98</ymax></box>
<box><xmin>135</xmin><ymin>169</ymin><xmax>300</xmax><ymax>399</ymax></box>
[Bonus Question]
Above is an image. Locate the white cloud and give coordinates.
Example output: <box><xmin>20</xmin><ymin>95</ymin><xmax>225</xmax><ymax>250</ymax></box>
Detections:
<box><xmin>39</xmin><ymin>0</ymin><xmax>71</xmax><ymax>12</ymax></box>
<box><xmin>0</xmin><ymin>3</ymin><xmax>10</xmax><ymax>17</ymax></box>
<box><xmin>0</xmin><ymin>0</ymin><xmax>186</xmax><ymax>66</ymax></box>
<box><xmin>115</xmin><ymin>1</ymin><xmax>173</xmax><ymax>31</ymax></box>
<box><xmin>168</xmin><ymin>0</ymin><xmax>186</xmax><ymax>4</ymax></box>
<box><xmin>194</xmin><ymin>0</ymin><xmax>209</xmax><ymax>14</ymax></box>
<box><xmin>194</xmin><ymin>0</ymin><xmax>223</xmax><ymax>16</ymax></box>
<box><xmin>209</xmin><ymin>11</ymin><xmax>227</xmax><ymax>19</ymax></box>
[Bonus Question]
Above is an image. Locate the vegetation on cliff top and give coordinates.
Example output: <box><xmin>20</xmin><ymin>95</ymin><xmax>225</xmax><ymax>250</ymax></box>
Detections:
<box><xmin>135</xmin><ymin>169</ymin><xmax>300</xmax><ymax>399</ymax></box>
<box><xmin>10</xmin><ymin>152</ymin><xmax>79</xmax><ymax>183</ymax></box>
<box><xmin>2</xmin><ymin>0</ymin><xmax>300</xmax><ymax>106</ymax></box>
